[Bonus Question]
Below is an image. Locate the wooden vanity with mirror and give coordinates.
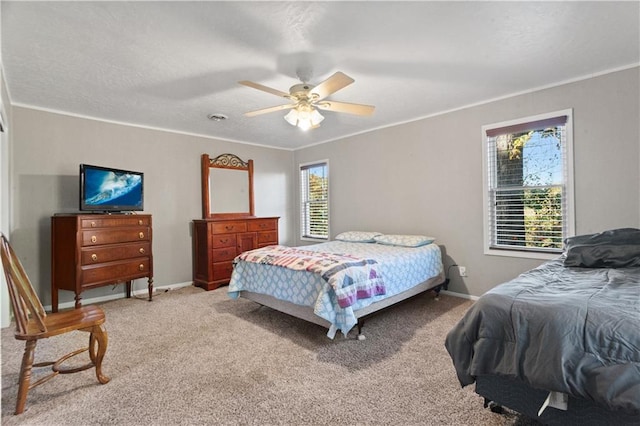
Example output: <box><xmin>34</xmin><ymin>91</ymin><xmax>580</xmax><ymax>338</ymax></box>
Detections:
<box><xmin>192</xmin><ymin>153</ymin><xmax>279</xmax><ymax>291</ymax></box>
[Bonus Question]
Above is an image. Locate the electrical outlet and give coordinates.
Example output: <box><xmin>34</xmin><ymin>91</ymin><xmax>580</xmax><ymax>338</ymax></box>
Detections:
<box><xmin>459</xmin><ymin>266</ymin><xmax>467</xmax><ymax>277</ymax></box>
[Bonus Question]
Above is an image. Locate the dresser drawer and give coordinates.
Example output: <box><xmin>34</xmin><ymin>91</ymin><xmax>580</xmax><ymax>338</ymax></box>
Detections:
<box><xmin>247</xmin><ymin>219</ymin><xmax>277</xmax><ymax>232</ymax></box>
<box><xmin>257</xmin><ymin>231</ymin><xmax>277</xmax><ymax>245</ymax></box>
<box><xmin>212</xmin><ymin>261</ymin><xmax>234</xmax><ymax>281</ymax></box>
<box><xmin>81</xmin><ymin>258</ymin><xmax>151</xmax><ymax>286</ymax></box>
<box><xmin>212</xmin><ymin>246</ymin><xmax>236</xmax><ymax>262</ymax></box>
<box><xmin>82</xmin><ymin>228</ymin><xmax>150</xmax><ymax>246</ymax></box>
<box><xmin>80</xmin><ymin>242</ymin><xmax>151</xmax><ymax>266</ymax></box>
<box><xmin>81</xmin><ymin>216</ymin><xmax>150</xmax><ymax>229</ymax></box>
<box><xmin>211</xmin><ymin>234</ymin><xmax>236</xmax><ymax>249</ymax></box>
<box><xmin>212</xmin><ymin>221</ymin><xmax>247</xmax><ymax>234</ymax></box>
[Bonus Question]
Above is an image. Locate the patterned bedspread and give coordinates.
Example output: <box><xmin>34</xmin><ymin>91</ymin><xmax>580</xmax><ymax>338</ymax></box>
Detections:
<box><xmin>235</xmin><ymin>245</ymin><xmax>385</xmax><ymax>308</ymax></box>
<box><xmin>229</xmin><ymin>241</ymin><xmax>444</xmax><ymax>338</ymax></box>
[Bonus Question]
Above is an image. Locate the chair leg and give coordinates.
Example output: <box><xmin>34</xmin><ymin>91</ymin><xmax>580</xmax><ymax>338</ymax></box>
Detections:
<box><xmin>88</xmin><ymin>325</ymin><xmax>110</xmax><ymax>384</ymax></box>
<box><xmin>15</xmin><ymin>340</ymin><xmax>37</xmax><ymax>415</ymax></box>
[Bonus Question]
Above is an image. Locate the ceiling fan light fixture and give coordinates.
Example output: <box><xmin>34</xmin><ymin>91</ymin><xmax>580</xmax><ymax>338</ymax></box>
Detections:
<box><xmin>241</xmin><ymin>71</ymin><xmax>372</xmax><ymax>129</ymax></box>
<box><xmin>284</xmin><ymin>107</ymin><xmax>324</xmax><ymax>131</ymax></box>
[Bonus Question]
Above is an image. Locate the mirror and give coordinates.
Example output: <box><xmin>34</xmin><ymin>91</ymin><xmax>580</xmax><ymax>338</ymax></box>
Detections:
<box><xmin>201</xmin><ymin>153</ymin><xmax>255</xmax><ymax>219</ymax></box>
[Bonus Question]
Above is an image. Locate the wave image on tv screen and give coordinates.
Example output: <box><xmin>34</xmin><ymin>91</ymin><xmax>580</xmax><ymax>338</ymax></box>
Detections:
<box><xmin>84</xmin><ymin>168</ymin><xmax>142</xmax><ymax>208</ymax></box>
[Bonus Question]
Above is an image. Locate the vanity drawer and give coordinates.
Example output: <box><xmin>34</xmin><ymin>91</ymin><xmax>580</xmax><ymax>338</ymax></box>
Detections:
<box><xmin>81</xmin><ymin>228</ymin><xmax>150</xmax><ymax>246</ymax></box>
<box><xmin>212</xmin><ymin>221</ymin><xmax>247</xmax><ymax>234</ymax></box>
<box><xmin>248</xmin><ymin>219</ymin><xmax>277</xmax><ymax>232</ymax></box>
<box><xmin>211</xmin><ymin>234</ymin><xmax>236</xmax><ymax>249</ymax></box>
<box><xmin>81</xmin><ymin>258</ymin><xmax>151</xmax><ymax>286</ymax></box>
<box><xmin>212</xmin><ymin>246</ymin><xmax>236</xmax><ymax>262</ymax></box>
<box><xmin>212</xmin><ymin>261</ymin><xmax>234</xmax><ymax>281</ymax></box>
<box><xmin>80</xmin><ymin>242</ymin><xmax>151</xmax><ymax>266</ymax></box>
<box><xmin>257</xmin><ymin>231</ymin><xmax>277</xmax><ymax>245</ymax></box>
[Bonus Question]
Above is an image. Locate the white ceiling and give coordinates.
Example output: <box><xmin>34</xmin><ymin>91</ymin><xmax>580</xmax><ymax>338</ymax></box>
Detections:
<box><xmin>2</xmin><ymin>1</ymin><xmax>639</xmax><ymax>150</ymax></box>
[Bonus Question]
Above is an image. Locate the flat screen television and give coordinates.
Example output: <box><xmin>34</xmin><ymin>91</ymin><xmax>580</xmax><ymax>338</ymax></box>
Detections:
<box><xmin>79</xmin><ymin>164</ymin><xmax>144</xmax><ymax>212</ymax></box>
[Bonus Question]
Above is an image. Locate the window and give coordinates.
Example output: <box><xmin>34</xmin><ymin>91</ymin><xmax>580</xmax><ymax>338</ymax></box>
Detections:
<box><xmin>300</xmin><ymin>160</ymin><xmax>329</xmax><ymax>240</ymax></box>
<box><xmin>482</xmin><ymin>110</ymin><xmax>574</xmax><ymax>258</ymax></box>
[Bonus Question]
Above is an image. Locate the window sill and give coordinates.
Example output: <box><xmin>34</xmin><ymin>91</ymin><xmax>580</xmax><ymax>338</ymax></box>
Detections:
<box><xmin>300</xmin><ymin>236</ymin><xmax>328</xmax><ymax>243</ymax></box>
<box><xmin>484</xmin><ymin>247</ymin><xmax>561</xmax><ymax>260</ymax></box>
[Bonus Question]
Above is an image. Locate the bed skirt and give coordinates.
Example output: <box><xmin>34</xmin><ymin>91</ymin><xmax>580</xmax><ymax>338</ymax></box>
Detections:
<box><xmin>238</xmin><ymin>271</ymin><xmax>446</xmax><ymax>335</ymax></box>
<box><xmin>475</xmin><ymin>375</ymin><xmax>640</xmax><ymax>425</ymax></box>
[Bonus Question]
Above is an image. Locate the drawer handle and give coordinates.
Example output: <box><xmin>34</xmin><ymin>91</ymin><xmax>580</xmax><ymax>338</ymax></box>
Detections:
<box><xmin>139</xmin><ymin>248</ymin><xmax>145</xmax><ymax>254</ymax></box>
<box><xmin>138</xmin><ymin>220</ymin><xmax>143</xmax><ymax>225</ymax></box>
<box><xmin>260</xmin><ymin>223</ymin><xmax>267</xmax><ymax>228</ymax></box>
<box><xmin>139</xmin><ymin>232</ymin><xmax>145</xmax><ymax>239</ymax></box>
<box><xmin>91</xmin><ymin>221</ymin><xmax>96</xmax><ymax>228</ymax></box>
<box><xmin>225</xmin><ymin>225</ymin><xmax>234</xmax><ymax>231</ymax></box>
<box><xmin>220</xmin><ymin>238</ymin><xmax>229</xmax><ymax>244</ymax></box>
<box><xmin>139</xmin><ymin>264</ymin><xmax>145</xmax><ymax>271</ymax></box>
<box><xmin>91</xmin><ymin>254</ymin><xmax>98</xmax><ymax>261</ymax></box>
<box><xmin>91</xmin><ymin>235</ymin><xmax>97</xmax><ymax>243</ymax></box>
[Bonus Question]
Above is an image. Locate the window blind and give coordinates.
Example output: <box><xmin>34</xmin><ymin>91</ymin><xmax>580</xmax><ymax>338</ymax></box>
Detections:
<box><xmin>485</xmin><ymin>115</ymin><xmax>567</xmax><ymax>137</ymax></box>
<box><xmin>486</xmin><ymin>116</ymin><xmax>568</xmax><ymax>252</ymax></box>
<box><xmin>300</xmin><ymin>162</ymin><xmax>328</xmax><ymax>239</ymax></box>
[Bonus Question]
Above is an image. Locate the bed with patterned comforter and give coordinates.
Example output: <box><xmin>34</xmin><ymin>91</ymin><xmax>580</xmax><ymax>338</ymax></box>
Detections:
<box><xmin>228</xmin><ymin>240</ymin><xmax>444</xmax><ymax>338</ymax></box>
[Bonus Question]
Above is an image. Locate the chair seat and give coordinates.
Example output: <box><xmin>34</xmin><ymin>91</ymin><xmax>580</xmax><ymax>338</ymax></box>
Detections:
<box><xmin>16</xmin><ymin>305</ymin><xmax>106</xmax><ymax>340</ymax></box>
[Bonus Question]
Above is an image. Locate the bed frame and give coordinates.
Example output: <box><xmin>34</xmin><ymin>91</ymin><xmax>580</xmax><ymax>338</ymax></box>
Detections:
<box><xmin>476</xmin><ymin>375</ymin><xmax>640</xmax><ymax>425</ymax></box>
<box><xmin>239</xmin><ymin>271</ymin><xmax>447</xmax><ymax>339</ymax></box>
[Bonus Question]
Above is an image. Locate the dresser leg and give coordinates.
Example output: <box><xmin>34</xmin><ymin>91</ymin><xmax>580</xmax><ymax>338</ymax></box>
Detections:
<box><xmin>74</xmin><ymin>293</ymin><xmax>82</xmax><ymax>309</ymax></box>
<box><xmin>147</xmin><ymin>278</ymin><xmax>154</xmax><ymax>301</ymax></box>
<box><xmin>51</xmin><ymin>289</ymin><xmax>59</xmax><ymax>313</ymax></box>
<box><xmin>125</xmin><ymin>281</ymin><xmax>132</xmax><ymax>298</ymax></box>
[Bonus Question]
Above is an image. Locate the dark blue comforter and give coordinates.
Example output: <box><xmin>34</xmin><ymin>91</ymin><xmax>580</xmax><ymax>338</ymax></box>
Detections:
<box><xmin>445</xmin><ymin>259</ymin><xmax>640</xmax><ymax>414</ymax></box>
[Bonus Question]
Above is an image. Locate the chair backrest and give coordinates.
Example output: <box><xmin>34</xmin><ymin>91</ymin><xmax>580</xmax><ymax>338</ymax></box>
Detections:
<box><xmin>0</xmin><ymin>233</ymin><xmax>47</xmax><ymax>336</ymax></box>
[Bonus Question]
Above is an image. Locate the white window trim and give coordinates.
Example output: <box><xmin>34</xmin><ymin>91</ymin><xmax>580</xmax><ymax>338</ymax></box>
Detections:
<box><xmin>299</xmin><ymin>159</ymin><xmax>330</xmax><ymax>242</ymax></box>
<box><xmin>481</xmin><ymin>109</ymin><xmax>575</xmax><ymax>259</ymax></box>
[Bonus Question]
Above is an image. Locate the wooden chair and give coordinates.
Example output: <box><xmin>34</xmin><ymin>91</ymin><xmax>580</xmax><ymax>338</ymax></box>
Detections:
<box><xmin>0</xmin><ymin>233</ymin><xmax>110</xmax><ymax>415</ymax></box>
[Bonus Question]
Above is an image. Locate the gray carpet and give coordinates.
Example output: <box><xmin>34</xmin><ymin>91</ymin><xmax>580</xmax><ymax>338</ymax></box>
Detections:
<box><xmin>1</xmin><ymin>286</ymin><xmax>537</xmax><ymax>425</ymax></box>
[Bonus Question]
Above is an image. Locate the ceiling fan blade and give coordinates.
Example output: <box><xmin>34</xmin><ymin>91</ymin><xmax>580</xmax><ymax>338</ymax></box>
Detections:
<box><xmin>239</xmin><ymin>80</ymin><xmax>291</xmax><ymax>98</ymax></box>
<box><xmin>315</xmin><ymin>100</ymin><xmax>375</xmax><ymax>116</ymax></box>
<box><xmin>310</xmin><ymin>72</ymin><xmax>354</xmax><ymax>100</ymax></box>
<box><xmin>244</xmin><ymin>104</ymin><xmax>296</xmax><ymax>117</ymax></box>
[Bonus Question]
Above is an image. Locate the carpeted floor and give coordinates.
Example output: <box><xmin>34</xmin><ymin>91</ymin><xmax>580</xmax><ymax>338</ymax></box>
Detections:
<box><xmin>1</xmin><ymin>286</ymin><xmax>539</xmax><ymax>425</ymax></box>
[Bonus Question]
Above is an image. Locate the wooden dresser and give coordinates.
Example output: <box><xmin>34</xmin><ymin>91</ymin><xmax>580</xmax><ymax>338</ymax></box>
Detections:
<box><xmin>192</xmin><ymin>216</ymin><xmax>279</xmax><ymax>291</ymax></box>
<box><xmin>51</xmin><ymin>214</ymin><xmax>153</xmax><ymax>312</ymax></box>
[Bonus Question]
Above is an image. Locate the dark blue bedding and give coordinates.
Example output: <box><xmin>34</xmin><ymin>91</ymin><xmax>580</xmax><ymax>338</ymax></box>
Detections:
<box><xmin>445</xmin><ymin>258</ymin><xmax>640</xmax><ymax>415</ymax></box>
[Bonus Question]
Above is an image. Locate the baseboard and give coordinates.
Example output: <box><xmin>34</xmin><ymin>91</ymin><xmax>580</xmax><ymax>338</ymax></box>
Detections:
<box><xmin>5</xmin><ymin>283</ymin><xmax>478</xmax><ymax>328</ymax></box>
<box><xmin>440</xmin><ymin>290</ymin><xmax>480</xmax><ymax>301</ymax></box>
<box><xmin>42</xmin><ymin>281</ymin><xmax>194</xmax><ymax>312</ymax></box>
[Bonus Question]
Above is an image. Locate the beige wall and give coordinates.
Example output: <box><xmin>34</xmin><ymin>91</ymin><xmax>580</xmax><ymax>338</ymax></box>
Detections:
<box><xmin>9</xmin><ymin>108</ymin><xmax>294</xmax><ymax>306</ymax></box>
<box><xmin>294</xmin><ymin>67</ymin><xmax>640</xmax><ymax>296</ymax></box>
<box><xmin>1</xmin><ymin>67</ymin><xmax>12</xmax><ymax>327</ymax></box>
<box><xmin>6</xmin><ymin>67</ymin><xmax>639</xmax><ymax>308</ymax></box>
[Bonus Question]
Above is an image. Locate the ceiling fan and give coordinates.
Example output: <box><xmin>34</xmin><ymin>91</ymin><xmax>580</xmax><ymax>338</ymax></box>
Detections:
<box><xmin>239</xmin><ymin>71</ymin><xmax>375</xmax><ymax>131</ymax></box>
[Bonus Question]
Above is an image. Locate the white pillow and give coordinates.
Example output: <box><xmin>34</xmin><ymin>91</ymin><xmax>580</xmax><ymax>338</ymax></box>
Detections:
<box><xmin>374</xmin><ymin>234</ymin><xmax>435</xmax><ymax>247</ymax></box>
<box><xmin>334</xmin><ymin>231</ymin><xmax>383</xmax><ymax>243</ymax></box>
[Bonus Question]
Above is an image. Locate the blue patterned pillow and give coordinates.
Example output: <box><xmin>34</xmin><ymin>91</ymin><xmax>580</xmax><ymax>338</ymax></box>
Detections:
<box><xmin>374</xmin><ymin>234</ymin><xmax>435</xmax><ymax>247</ymax></box>
<box><xmin>334</xmin><ymin>231</ymin><xmax>383</xmax><ymax>243</ymax></box>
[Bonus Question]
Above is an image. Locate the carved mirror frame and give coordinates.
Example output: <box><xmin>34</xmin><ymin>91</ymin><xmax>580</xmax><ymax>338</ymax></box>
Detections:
<box><xmin>201</xmin><ymin>153</ymin><xmax>255</xmax><ymax>219</ymax></box>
